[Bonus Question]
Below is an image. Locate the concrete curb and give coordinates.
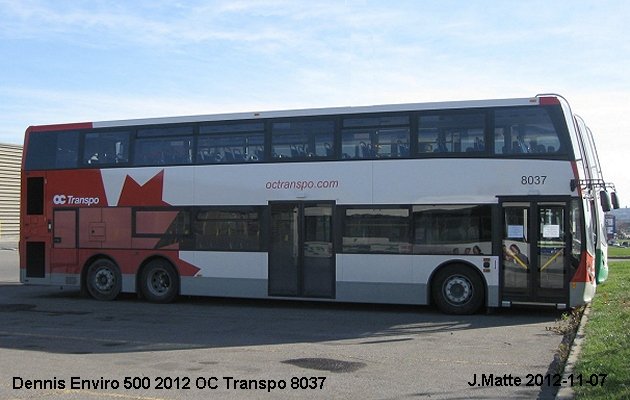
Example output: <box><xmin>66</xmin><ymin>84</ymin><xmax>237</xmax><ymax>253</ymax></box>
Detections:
<box><xmin>556</xmin><ymin>304</ymin><xmax>592</xmax><ymax>400</ymax></box>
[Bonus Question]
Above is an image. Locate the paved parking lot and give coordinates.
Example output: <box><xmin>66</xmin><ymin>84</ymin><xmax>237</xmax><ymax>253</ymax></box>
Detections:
<box><xmin>0</xmin><ymin>248</ymin><xmax>564</xmax><ymax>399</ymax></box>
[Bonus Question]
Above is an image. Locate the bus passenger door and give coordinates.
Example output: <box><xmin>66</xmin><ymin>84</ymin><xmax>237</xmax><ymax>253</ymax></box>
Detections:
<box><xmin>302</xmin><ymin>204</ymin><xmax>334</xmax><ymax>297</ymax></box>
<box><xmin>268</xmin><ymin>202</ymin><xmax>335</xmax><ymax>298</ymax></box>
<box><xmin>501</xmin><ymin>201</ymin><xmax>569</xmax><ymax>306</ymax></box>
<box><xmin>269</xmin><ymin>203</ymin><xmax>300</xmax><ymax>296</ymax></box>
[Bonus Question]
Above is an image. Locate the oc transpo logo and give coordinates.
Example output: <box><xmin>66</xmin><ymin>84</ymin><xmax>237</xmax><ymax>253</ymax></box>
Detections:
<box><xmin>53</xmin><ymin>194</ymin><xmax>100</xmax><ymax>206</ymax></box>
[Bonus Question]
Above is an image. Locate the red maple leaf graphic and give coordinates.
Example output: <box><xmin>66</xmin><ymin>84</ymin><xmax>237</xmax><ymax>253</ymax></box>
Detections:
<box><xmin>117</xmin><ymin>170</ymin><xmax>169</xmax><ymax>206</ymax></box>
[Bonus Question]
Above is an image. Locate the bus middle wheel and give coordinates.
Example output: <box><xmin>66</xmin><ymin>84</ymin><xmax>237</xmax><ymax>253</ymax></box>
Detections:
<box><xmin>140</xmin><ymin>259</ymin><xmax>179</xmax><ymax>303</ymax></box>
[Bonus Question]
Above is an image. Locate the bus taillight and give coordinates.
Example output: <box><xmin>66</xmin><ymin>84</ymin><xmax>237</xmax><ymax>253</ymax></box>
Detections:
<box><xmin>538</xmin><ymin>96</ymin><xmax>561</xmax><ymax>106</ymax></box>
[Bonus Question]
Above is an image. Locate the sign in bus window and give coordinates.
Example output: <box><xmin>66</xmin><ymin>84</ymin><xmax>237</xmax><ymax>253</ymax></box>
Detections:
<box><xmin>507</xmin><ymin>225</ymin><xmax>525</xmax><ymax>239</ymax></box>
<box><xmin>542</xmin><ymin>224</ymin><xmax>561</xmax><ymax>238</ymax></box>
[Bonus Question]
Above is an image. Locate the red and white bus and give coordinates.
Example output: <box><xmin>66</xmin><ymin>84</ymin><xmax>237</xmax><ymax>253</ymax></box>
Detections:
<box><xmin>19</xmin><ymin>94</ymin><xmax>617</xmax><ymax>314</ymax></box>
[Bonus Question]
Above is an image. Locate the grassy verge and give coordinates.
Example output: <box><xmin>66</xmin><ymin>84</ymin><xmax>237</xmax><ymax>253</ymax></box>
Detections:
<box><xmin>607</xmin><ymin>246</ymin><xmax>630</xmax><ymax>258</ymax></box>
<box><xmin>574</xmin><ymin>261</ymin><xmax>630</xmax><ymax>399</ymax></box>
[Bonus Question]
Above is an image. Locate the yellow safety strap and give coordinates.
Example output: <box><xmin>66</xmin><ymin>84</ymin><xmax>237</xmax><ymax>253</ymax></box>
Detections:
<box><xmin>540</xmin><ymin>248</ymin><xmax>564</xmax><ymax>272</ymax></box>
<box><xmin>506</xmin><ymin>247</ymin><xmax>529</xmax><ymax>270</ymax></box>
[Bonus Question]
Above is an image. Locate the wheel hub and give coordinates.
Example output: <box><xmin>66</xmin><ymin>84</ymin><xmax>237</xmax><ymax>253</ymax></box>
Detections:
<box><xmin>150</xmin><ymin>270</ymin><xmax>170</xmax><ymax>294</ymax></box>
<box><xmin>94</xmin><ymin>269</ymin><xmax>115</xmax><ymax>291</ymax></box>
<box><xmin>444</xmin><ymin>276</ymin><xmax>472</xmax><ymax>305</ymax></box>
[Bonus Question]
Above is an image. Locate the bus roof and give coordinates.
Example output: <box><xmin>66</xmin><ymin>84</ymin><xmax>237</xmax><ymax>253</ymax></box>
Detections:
<box><xmin>28</xmin><ymin>95</ymin><xmax>558</xmax><ymax>132</ymax></box>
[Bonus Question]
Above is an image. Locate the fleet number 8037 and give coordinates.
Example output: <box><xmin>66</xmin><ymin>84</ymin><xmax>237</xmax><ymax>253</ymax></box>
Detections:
<box><xmin>521</xmin><ymin>175</ymin><xmax>547</xmax><ymax>185</ymax></box>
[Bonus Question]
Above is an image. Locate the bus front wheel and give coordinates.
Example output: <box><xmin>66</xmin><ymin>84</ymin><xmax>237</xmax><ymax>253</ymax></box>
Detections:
<box><xmin>139</xmin><ymin>259</ymin><xmax>179</xmax><ymax>303</ymax></box>
<box><xmin>432</xmin><ymin>265</ymin><xmax>484</xmax><ymax>314</ymax></box>
<box><xmin>86</xmin><ymin>259</ymin><xmax>122</xmax><ymax>301</ymax></box>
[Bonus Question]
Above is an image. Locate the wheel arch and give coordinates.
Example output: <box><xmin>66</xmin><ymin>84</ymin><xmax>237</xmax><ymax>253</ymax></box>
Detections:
<box><xmin>427</xmin><ymin>259</ymin><xmax>488</xmax><ymax>307</ymax></box>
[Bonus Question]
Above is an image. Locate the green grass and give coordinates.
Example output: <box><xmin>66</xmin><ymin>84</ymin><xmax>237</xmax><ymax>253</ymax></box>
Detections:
<box><xmin>607</xmin><ymin>246</ymin><xmax>630</xmax><ymax>258</ymax></box>
<box><xmin>574</xmin><ymin>261</ymin><xmax>630</xmax><ymax>399</ymax></box>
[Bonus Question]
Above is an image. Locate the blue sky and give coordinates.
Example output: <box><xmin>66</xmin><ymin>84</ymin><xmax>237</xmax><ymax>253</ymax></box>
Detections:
<box><xmin>1</xmin><ymin>0</ymin><xmax>628</xmax><ymax>205</ymax></box>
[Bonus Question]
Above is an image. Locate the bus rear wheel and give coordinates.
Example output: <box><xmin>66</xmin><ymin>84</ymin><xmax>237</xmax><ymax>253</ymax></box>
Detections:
<box><xmin>432</xmin><ymin>265</ymin><xmax>484</xmax><ymax>314</ymax></box>
<box><xmin>140</xmin><ymin>259</ymin><xmax>179</xmax><ymax>303</ymax></box>
<box><xmin>86</xmin><ymin>259</ymin><xmax>122</xmax><ymax>301</ymax></box>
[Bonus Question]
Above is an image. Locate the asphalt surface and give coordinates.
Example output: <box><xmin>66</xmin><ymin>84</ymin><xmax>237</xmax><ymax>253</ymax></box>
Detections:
<box><xmin>0</xmin><ymin>247</ymin><xmax>566</xmax><ymax>399</ymax></box>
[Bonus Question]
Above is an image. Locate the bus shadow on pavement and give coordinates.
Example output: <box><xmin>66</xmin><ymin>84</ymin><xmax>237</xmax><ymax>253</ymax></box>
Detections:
<box><xmin>0</xmin><ymin>284</ymin><xmax>563</xmax><ymax>355</ymax></box>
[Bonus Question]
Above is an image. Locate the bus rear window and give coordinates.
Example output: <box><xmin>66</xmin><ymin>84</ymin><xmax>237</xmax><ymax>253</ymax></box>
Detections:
<box><xmin>25</xmin><ymin>131</ymin><xmax>79</xmax><ymax>170</ymax></box>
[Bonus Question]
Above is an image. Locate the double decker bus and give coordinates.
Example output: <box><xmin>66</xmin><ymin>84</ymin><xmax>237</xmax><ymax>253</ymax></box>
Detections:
<box><xmin>20</xmin><ymin>94</ymin><xmax>617</xmax><ymax>314</ymax></box>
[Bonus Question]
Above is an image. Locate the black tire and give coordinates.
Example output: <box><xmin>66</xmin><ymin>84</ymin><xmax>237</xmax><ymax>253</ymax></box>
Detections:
<box><xmin>86</xmin><ymin>259</ymin><xmax>122</xmax><ymax>301</ymax></box>
<box><xmin>431</xmin><ymin>265</ymin><xmax>484</xmax><ymax>314</ymax></box>
<box><xmin>139</xmin><ymin>259</ymin><xmax>179</xmax><ymax>303</ymax></box>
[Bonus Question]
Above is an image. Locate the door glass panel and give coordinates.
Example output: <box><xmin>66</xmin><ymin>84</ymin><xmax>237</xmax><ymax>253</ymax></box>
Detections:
<box><xmin>303</xmin><ymin>204</ymin><xmax>334</xmax><ymax>297</ymax></box>
<box><xmin>268</xmin><ymin>204</ymin><xmax>299</xmax><ymax>296</ymax></box>
<box><xmin>538</xmin><ymin>206</ymin><xmax>566</xmax><ymax>289</ymax></box>
<box><xmin>503</xmin><ymin>207</ymin><xmax>530</xmax><ymax>291</ymax></box>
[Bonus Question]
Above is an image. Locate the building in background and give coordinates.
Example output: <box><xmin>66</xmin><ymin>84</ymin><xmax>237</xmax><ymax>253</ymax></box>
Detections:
<box><xmin>605</xmin><ymin>214</ymin><xmax>616</xmax><ymax>242</ymax></box>
<box><xmin>608</xmin><ymin>207</ymin><xmax>630</xmax><ymax>241</ymax></box>
<box><xmin>0</xmin><ymin>143</ymin><xmax>22</xmax><ymax>239</ymax></box>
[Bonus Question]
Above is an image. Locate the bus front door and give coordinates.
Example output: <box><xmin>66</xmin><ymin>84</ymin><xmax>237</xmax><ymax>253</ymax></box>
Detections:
<box><xmin>268</xmin><ymin>202</ymin><xmax>335</xmax><ymax>298</ymax></box>
<box><xmin>501</xmin><ymin>201</ymin><xmax>569</xmax><ymax>307</ymax></box>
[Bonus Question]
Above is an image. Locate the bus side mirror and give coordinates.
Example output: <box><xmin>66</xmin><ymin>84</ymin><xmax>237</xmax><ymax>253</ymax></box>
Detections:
<box><xmin>611</xmin><ymin>192</ymin><xmax>620</xmax><ymax>209</ymax></box>
<box><xmin>600</xmin><ymin>191</ymin><xmax>612</xmax><ymax>212</ymax></box>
